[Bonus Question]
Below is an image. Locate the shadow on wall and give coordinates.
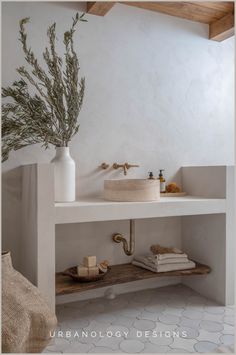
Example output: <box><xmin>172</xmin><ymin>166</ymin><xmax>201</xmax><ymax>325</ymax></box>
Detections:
<box><xmin>165</xmin><ymin>14</ymin><xmax>209</xmax><ymax>39</ymax></box>
<box><xmin>2</xmin><ymin>166</ymin><xmax>23</xmax><ymax>270</ymax></box>
<box><xmin>168</xmin><ymin>168</ymin><xmax>182</xmax><ymax>188</ymax></box>
<box><xmin>50</xmin><ymin>1</ymin><xmax>86</xmax><ymax>12</ymax></box>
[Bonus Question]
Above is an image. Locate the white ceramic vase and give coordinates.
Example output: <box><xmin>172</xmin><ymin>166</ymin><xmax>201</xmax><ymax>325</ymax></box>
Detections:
<box><xmin>51</xmin><ymin>147</ymin><xmax>75</xmax><ymax>202</ymax></box>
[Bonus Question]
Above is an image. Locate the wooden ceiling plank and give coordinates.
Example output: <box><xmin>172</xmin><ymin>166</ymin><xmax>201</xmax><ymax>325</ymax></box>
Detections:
<box><xmin>189</xmin><ymin>2</ymin><xmax>234</xmax><ymax>14</ymax></box>
<box><xmin>120</xmin><ymin>2</ymin><xmax>230</xmax><ymax>24</ymax></box>
<box><xmin>87</xmin><ymin>2</ymin><xmax>115</xmax><ymax>16</ymax></box>
<box><xmin>209</xmin><ymin>11</ymin><xmax>234</xmax><ymax>41</ymax></box>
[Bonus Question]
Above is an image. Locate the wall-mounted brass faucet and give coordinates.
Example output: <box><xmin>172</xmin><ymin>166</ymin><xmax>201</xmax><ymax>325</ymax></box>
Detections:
<box><xmin>113</xmin><ymin>162</ymin><xmax>139</xmax><ymax>176</ymax></box>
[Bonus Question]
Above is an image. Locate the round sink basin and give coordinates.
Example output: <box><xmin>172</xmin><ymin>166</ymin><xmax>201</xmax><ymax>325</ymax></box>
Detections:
<box><xmin>104</xmin><ymin>179</ymin><xmax>160</xmax><ymax>202</ymax></box>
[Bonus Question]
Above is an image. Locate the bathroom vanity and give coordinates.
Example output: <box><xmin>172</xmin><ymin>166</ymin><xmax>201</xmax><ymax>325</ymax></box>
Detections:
<box><xmin>20</xmin><ymin>164</ymin><xmax>234</xmax><ymax>311</ymax></box>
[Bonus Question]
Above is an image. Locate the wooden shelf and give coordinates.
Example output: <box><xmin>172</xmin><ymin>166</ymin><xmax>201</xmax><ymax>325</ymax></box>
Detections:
<box><xmin>56</xmin><ymin>262</ymin><xmax>211</xmax><ymax>296</ymax></box>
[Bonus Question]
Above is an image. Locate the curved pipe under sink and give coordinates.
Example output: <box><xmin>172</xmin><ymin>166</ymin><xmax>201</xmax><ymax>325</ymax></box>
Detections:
<box><xmin>112</xmin><ymin>219</ymin><xmax>135</xmax><ymax>256</ymax></box>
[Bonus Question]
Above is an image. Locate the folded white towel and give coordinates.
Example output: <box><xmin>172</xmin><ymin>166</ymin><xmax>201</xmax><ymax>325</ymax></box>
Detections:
<box><xmin>134</xmin><ymin>256</ymin><xmax>192</xmax><ymax>270</ymax></box>
<box><xmin>135</xmin><ymin>254</ymin><xmax>189</xmax><ymax>266</ymax></box>
<box><xmin>154</xmin><ymin>253</ymin><xmax>188</xmax><ymax>261</ymax></box>
<box><xmin>132</xmin><ymin>260</ymin><xmax>196</xmax><ymax>273</ymax></box>
<box><xmin>153</xmin><ymin>257</ymin><xmax>189</xmax><ymax>265</ymax></box>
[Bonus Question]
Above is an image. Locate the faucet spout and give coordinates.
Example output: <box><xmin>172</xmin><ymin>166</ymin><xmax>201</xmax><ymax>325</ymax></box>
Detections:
<box><xmin>125</xmin><ymin>163</ymin><xmax>140</xmax><ymax>170</ymax></box>
<box><xmin>113</xmin><ymin>162</ymin><xmax>139</xmax><ymax>176</ymax></box>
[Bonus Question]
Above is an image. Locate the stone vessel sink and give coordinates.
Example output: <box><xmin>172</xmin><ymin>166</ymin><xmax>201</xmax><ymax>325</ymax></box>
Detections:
<box><xmin>104</xmin><ymin>179</ymin><xmax>160</xmax><ymax>202</ymax></box>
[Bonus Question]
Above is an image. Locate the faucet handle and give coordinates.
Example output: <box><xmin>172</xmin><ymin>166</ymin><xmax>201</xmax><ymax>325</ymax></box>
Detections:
<box><xmin>112</xmin><ymin>163</ymin><xmax>119</xmax><ymax>169</ymax></box>
<box><xmin>100</xmin><ymin>162</ymin><xmax>109</xmax><ymax>169</ymax></box>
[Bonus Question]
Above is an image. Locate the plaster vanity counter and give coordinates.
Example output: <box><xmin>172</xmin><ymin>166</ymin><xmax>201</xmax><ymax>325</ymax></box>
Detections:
<box><xmin>55</xmin><ymin>195</ymin><xmax>226</xmax><ymax>224</ymax></box>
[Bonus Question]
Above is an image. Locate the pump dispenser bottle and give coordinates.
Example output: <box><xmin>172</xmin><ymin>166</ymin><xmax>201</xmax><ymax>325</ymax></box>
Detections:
<box><xmin>158</xmin><ymin>169</ymin><xmax>166</xmax><ymax>193</ymax></box>
<box><xmin>148</xmin><ymin>172</ymin><xmax>155</xmax><ymax>179</ymax></box>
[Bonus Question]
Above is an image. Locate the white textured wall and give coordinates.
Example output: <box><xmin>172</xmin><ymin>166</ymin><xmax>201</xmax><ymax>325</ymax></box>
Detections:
<box><xmin>2</xmin><ymin>2</ymin><xmax>234</xmax><ymax>274</ymax></box>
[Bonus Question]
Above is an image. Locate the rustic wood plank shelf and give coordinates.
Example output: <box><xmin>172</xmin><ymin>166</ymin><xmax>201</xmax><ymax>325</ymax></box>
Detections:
<box><xmin>56</xmin><ymin>262</ymin><xmax>211</xmax><ymax>296</ymax></box>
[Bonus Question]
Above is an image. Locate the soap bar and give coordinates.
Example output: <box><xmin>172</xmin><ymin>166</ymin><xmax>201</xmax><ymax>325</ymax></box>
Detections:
<box><xmin>83</xmin><ymin>256</ymin><xmax>97</xmax><ymax>268</ymax></box>
<box><xmin>77</xmin><ymin>265</ymin><xmax>89</xmax><ymax>277</ymax></box>
<box><xmin>88</xmin><ymin>266</ymin><xmax>99</xmax><ymax>276</ymax></box>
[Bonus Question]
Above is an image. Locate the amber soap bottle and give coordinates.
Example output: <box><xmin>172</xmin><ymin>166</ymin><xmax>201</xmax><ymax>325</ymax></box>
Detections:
<box><xmin>158</xmin><ymin>169</ymin><xmax>166</xmax><ymax>192</ymax></box>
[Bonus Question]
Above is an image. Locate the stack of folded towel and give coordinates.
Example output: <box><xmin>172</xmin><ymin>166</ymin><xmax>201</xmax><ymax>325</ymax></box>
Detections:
<box><xmin>132</xmin><ymin>244</ymin><xmax>195</xmax><ymax>273</ymax></box>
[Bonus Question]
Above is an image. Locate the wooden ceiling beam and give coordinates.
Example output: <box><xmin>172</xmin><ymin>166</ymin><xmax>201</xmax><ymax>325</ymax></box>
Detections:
<box><xmin>120</xmin><ymin>2</ymin><xmax>233</xmax><ymax>24</ymax></box>
<box><xmin>188</xmin><ymin>2</ymin><xmax>234</xmax><ymax>13</ymax></box>
<box><xmin>87</xmin><ymin>2</ymin><xmax>115</xmax><ymax>16</ymax></box>
<box><xmin>86</xmin><ymin>1</ymin><xmax>235</xmax><ymax>41</ymax></box>
<box><xmin>209</xmin><ymin>11</ymin><xmax>234</xmax><ymax>41</ymax></box>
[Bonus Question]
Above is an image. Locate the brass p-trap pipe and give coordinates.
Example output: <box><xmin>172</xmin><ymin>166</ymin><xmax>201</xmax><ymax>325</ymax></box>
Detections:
<box><xmin>112</xmin><ymin>219</ymin><xmax>135</xmax><ymax>256</ymax></box>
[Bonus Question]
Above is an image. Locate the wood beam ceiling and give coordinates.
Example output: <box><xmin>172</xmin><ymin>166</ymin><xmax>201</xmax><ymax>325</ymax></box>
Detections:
<box><xmin>86</xmin><ymin>1</ymin><xmax>234</xmax><ymax>41</ymax></box>
<box><xmin>209</xmin><ymin>11</ymin><xmax>234</xmax><ymax>41</ymax></box>
<box><xmin>87</xmin><ymin>2</ymin><xmax>115</xmax><ymax>16</ymax></box>
<box><xmin>122</xmin><ymin>1</ymin><xmax>234</xmax><ymax>24</ymax></box>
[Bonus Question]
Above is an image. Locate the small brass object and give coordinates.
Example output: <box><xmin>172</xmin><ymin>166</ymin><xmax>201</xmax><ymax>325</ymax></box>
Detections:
<box><xmin>100</xmin><ymin>162</ymin><xmax>109</xmax><ymax>169</ymax></box>
<box><xmin>112</xmin><ymin>163</ymin><xmax>126</xmax><ymax>175</ymax></box>
<box><xmin>112</xmin><ymin>162</ymin><xmax>140</xmax><ymax>175</ymax></box>
<box><xmin>112</xmin><ymin>219</ymin><xmax>135</xmax><ymax>256</ymax></box>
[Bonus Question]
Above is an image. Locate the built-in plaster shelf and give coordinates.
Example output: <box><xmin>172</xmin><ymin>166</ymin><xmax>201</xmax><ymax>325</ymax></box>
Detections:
<box><xmin>55</xmin><ymin>196</ymin><xmax>226</xmax><ymax>224</ymax></box>
<box><xmin>20</xmin><ymin>164</ymin><xmax>234</xmax><ymax>310</ymax></box>
<box><xmin>56</xmin><ymin>262</ymin><xmax>211</xmax><ymax>296</ymax></box>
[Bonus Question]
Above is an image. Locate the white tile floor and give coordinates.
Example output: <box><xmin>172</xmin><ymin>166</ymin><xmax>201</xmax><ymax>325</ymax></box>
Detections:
<box><xmin>45</xmin><ymin>284</ymin><xmax>235</xmax><ymax>353</ymax></box>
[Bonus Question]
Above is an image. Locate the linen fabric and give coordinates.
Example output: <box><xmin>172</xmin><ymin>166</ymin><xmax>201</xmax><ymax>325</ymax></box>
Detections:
<box><xmin>2</xmin><ymin>251</ymin><xmax>57</xmax><ymax>353</ymax></box>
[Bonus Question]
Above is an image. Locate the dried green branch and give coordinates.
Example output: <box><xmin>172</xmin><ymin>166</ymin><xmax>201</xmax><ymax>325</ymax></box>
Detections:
<box><xmin>2</xmin><ymin>13</ymin><xmax>87</xmax><ymax>162</ymax></box>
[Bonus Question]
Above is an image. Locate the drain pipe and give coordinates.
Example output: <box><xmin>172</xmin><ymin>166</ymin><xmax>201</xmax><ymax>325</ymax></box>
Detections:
<box><xmin>112</xmin><ymin>219</ymin><xmax>135</xmax><ymax>256</ymax></box>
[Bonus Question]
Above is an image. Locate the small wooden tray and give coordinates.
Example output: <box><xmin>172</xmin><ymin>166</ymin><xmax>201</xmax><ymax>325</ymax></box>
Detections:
<box><xmin>62</xmin><ymin>266</ymin><xmax>110</xmax><ymax>282</ymax></box>
<box><xmin>161</xmin><ymin>192</ymin><xmax>187</xmax><ymax>197</ymax></box>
